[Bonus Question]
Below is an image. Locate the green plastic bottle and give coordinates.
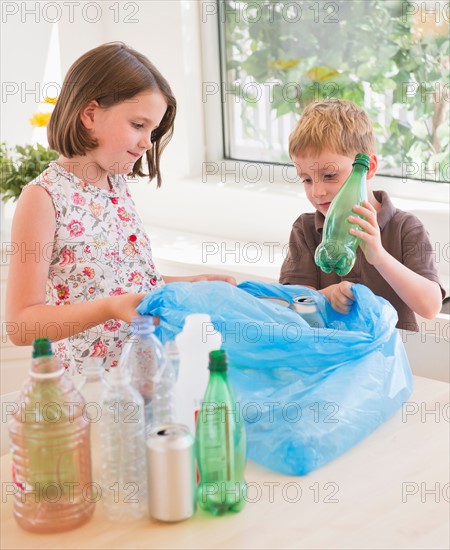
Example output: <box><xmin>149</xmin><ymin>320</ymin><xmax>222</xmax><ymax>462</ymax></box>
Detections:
<box><xmin>314</xmin><ymin>153</ymin><xmax>370</xmax><ymax>276</ymax></box>
<box><xmin>195</xmin><ymin>350</ymin><xmax>247</xmax><ymax>515</ymax></box>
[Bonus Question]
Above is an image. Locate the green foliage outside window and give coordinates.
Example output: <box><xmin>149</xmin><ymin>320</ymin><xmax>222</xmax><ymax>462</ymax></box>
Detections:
<box><xmin>222</xmin><ymin>0</ymin><xmax>449</xmax><ymax>182</ymax></box>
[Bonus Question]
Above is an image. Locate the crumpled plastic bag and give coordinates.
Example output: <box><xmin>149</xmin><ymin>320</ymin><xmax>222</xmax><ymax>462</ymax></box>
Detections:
<box><xmin>137</xmin><ymin>280</ymin><xmax>413</xmax><ymax>475</ymax></box>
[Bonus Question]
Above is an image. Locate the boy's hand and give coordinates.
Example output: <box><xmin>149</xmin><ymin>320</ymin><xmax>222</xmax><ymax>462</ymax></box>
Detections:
<box><xmin>330</xmin><ymin>281</ymin><xmax>355</xmax><ymax>314</ymax></box>
<box><xmin>348</xmin><ymin>200</ymin><xmax>385</xmax><ymax>266</ymax></box>
<box><xmin>321</xmin><ymin>281</ymin><xmax>355</xmax><ymax>314</ymax></box>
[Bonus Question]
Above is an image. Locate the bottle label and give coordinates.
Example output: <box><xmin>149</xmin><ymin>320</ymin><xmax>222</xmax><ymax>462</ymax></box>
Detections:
<box><xmin>12</xmin><ymin>461</ymin><xmax>27</xmax><ymax>493</ymax></box>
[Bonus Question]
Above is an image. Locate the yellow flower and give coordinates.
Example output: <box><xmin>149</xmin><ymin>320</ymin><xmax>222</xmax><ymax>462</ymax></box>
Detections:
<box><xmin>29</xmin><ymin>112</ymin><xmax>52</xmax><ymax>127</ymax></box>
<box><xmin>41</xmin><ymin>96</ymin><xmax>58</xmax><ymax>105</ymax></box>
<box><xmin>269</xmin><ymin>59</ymin><xmax>300</xmax><ymax>70</ymax></box>
<box><xmin>306</xmin><ymin>66</ymin><xmax>340</xmax><ymax>81</ymax></box>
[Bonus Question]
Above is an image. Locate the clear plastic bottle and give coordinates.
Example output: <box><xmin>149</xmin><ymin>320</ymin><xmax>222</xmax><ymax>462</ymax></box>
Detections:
<box><xmin>152</xmin><ymin>341</ymin><xmax>179</xmax><ymax>427</ymax></box>
<box><xmin>77</xmin><ymin>358</ymin><xmax>105</xmax><ymax>485</ymax></box>
<box><xmin>99</xmin><ymin>366</ymin><xmax>148</xmax><ymax>520</ymax></box>
<box><xmin>119</xmin><ymin>316</ymin><xmax>166</xmax><ymax>437</ymax></box>
<box><xmin>196</xmin><ymin>350</ymin><xmax>247</xmax><ymax>515</ymax></box>
<box><xmin>175</xmin><ymin>314</ymin><xmax>222</xmax><ymax>434</ymax></box>
<box><xmin>314</xmin><ymin>153</ymin><xmax>370</xmax><ymax>276</ymax></box>
<box><xmin>8</xmin><ymin>338</ymin><xmax>95</xmax><ymax>533</ymax></box>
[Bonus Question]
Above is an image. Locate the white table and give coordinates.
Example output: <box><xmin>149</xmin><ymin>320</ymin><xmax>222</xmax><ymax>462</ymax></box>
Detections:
<box><xmin>1</xmin><ymin>376</ymin><xmax>449</xmax><ymax>550</ymax></box>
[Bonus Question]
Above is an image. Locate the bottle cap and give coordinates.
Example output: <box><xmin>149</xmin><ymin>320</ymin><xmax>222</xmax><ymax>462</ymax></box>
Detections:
<box><xmin>32</xmin><ymin>338</ymin><xmax>53</xmax><ymax>358</ymax></box>
<box><xmin>208</xmin><ymin>349</ymin><xmax>228</xmax><ymax>372</ymax></box>
<box><xmin>30</xmin><ymin>338</ymin><xmax>62</xmax><ymax>376</ymax></box>
<box><xmin>353</xmin><ymin>153</ymin><xmax>370</xmax><ymax>169</ymax></box>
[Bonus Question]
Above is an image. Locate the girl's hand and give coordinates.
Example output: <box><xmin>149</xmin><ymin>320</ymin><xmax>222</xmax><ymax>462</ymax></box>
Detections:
<box><xmin>164</xmin><ymin>274</ymin><xmax>237</xmax><ymax>285</ymax></box>
<box><xmin>108</xmin><ymin>293</ymin><xmax>147</xmax><ymax>324</ymax></box>
<box><xmin>348</xmin><ymin>200</ymin><xmax>385</xmax><ymax>266</ymax></box>
<box><xmin>322</xmin><ymin>281</ymin><xmax>355</xmax><ymax>314</ymax></box>
<box><xmin>188</xmin><ymin>273</ymin><xmax>237</xmax><ymax>285</ymax></box>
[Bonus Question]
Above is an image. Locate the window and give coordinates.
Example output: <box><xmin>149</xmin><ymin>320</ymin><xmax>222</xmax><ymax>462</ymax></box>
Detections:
<box><xmin>220</xmin><ymin>0</ymin><xmax>449</xmax><ymax>183</ymax></box>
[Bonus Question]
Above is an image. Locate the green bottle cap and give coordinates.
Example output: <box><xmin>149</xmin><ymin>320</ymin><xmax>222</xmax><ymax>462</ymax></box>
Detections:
<box><xmin>208</xmin><ymin>349</ymin><xmax>228</xmax><ymax>371</ymax></box>
<box><xmin>32</xmin><ymin>338</ymin><xmax>53</xmax><ymax>358</ymax></box>
<box><xmin>353</xmin><ymin>153</ymin><xmax>370</xmax><ymax>169</ymax></box>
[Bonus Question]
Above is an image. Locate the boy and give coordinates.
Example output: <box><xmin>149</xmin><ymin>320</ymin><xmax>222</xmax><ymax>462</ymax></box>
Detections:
<box><xmin>279</xmin><ymin>99</ymin><xmax>445</xmax><ymax>331</ymax></box>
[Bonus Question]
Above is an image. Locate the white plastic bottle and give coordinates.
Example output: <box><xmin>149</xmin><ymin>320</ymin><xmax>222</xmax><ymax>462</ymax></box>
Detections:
<box><xmin>174</xmin><ymin>314</ymin><xmax>222</xmax><ymax>434</ymax></box>
<box><xmin>77</xmin><ymin>358</ymin><xmax>105</xmax><ymax>485</ymax></box>
<box><xmin>164</xmin><ymin>340</ymin><xmax>180</xmax><ymax>380</ymax></box>
<box><xmin>99</xmin><ymin>366</ymin><xmax>148</xmax><ymax>521</ymax></box>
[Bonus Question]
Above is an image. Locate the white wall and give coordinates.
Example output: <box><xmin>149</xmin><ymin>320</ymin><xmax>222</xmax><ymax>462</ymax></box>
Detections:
<box><xmin>1</xmin><ymin>0</ymin><xmax>207</xmax><ymax>231</ymax></box>
<box><xmin>1</xmin><ymin>1</ymin><xmax>204</xmax><ymax>178</ymax></box>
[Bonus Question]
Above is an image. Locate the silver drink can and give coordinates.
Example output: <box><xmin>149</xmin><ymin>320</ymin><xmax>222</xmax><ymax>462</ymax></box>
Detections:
<box><xmin>256</xmin><ymin>296</ymin><xmax>291</xmax><ymax>308</ymax></box>
<box><xmin>146</xmin><ymin>424</ymin><xmax>196</xmax><ymax>522</ymax></box>
<box><xmin>291</xmin><ymin>295</ymin><xmax>326</xmax><ymax>328</ymax></box>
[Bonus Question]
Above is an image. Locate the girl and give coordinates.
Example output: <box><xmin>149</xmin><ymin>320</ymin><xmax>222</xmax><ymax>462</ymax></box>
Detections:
<box><xmin>6</xmin><ymin>42</ymin><xmax>235</xmax><ymax>373</ymax></box>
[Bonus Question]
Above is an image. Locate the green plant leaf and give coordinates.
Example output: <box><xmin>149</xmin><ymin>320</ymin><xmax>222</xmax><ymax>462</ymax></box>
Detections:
<box><xmin>0</xmin><ymin>143</ymin><xmax>58</xmax><ymax>202</ymax></box>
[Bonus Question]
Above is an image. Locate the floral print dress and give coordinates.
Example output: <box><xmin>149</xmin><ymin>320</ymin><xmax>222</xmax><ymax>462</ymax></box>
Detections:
<box><xmin>26</xmin><ymin>162</ymin><xmax>164</xmax><ymax>373</ymax></box>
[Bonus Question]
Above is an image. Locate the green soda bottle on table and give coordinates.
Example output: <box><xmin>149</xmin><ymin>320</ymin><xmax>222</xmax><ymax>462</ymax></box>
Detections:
<box><xmin>196</xmin><ymin>350</ymin><xmax>247</xmax><ymax>515</ymax></box>
<box><xmin>8</xmin><ymin>338</ymin><xmax>94</xmax><ymax>533</ymax></box>
<box><xmin>314</xmin><ymin>153</ymin><xmax>370</xmax><ymax>276</ymax></box>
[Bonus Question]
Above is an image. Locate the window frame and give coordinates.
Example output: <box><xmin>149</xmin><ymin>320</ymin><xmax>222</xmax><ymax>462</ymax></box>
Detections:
<box><xmin>200</xmin><ymin>0</ymin><xmax>449</xmax><ymax>204</ymax></box>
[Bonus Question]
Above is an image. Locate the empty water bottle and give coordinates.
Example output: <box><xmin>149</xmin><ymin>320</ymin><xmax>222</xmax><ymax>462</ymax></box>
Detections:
<box><xmin>151</xmin><ymin>341</ymin><xmax>179</xmax><ymax>427</ymax></box>
<box><xmin>99</xmin><ymin>366</ymin><xmax>147</xmax><ymax>520</ymax></box>
<box><xmin>196</xmin><ymin>350</ymin><xmax>247</xmax><ymax>515</ymax></box>
<box><xmin>119</xmin><ymin>316</ymin><xmax>166</xmax><ymax>437</ymax></box>
<box><xmin>315</xmin><ymin>153</ymin><xmax>370</xmax><ymax>276</ymax></box>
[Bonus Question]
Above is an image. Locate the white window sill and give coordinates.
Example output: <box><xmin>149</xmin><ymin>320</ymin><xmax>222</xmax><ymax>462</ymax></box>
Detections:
<box><xmin>136</xmin><ymin>174</ymin><xmax>449</xmax><ymax>295</ymax></box>
<box><xmin>149</xmin><ymin>224</ymin><xmax>281</xmax><ymax>283</ymax></box>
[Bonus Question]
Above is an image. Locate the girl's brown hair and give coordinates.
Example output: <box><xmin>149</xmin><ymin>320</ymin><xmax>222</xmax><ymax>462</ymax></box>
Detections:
<box><xmin>289</xmin><ymin>99</ymin><xmax>376</xmax><ymax>159</ymax></box>
<box><xmin>48</xmin><ymin>42</ymin><xmax>176</xmax><ymax>187</ymax></box>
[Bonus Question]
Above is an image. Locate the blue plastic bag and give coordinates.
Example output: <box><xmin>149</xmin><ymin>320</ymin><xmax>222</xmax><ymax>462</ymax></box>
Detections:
<box><xmin>137</xmin><ymin>281</ymin><xmax>413</xmax><ymax>475</ymax></box>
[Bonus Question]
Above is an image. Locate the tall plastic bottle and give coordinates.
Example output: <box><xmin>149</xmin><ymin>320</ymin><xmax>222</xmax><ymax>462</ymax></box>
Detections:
<box><xmin>8</xmin><ymin>338</ymin><xmax>95</xmax><ymax>533</ymax></box>
<box><xmin>174</xmin><ymin>314</ymin><xmax>222</xmax><ymax>435</ymax></box>
<box><xmin>119</xmin><ymin>316</ymin><xmax>167</xmax><ymax>437</ymax></box>
<box><xmin>196</xmin><ymin>350</ymin><xmax>247</xmax><ymax>515</ymax></box>
<box><xmin>314</xmin><ymin>153</ymin><xmax>370</xmax><ymax>276</ymax></box>
<box><xmin>99</xmin><ymin>365</ymin><xmax>148</xmax><ymax>520</ymax></box>
<box><xmin>77</xmin><ymin>358</ymin><xmax>105</xmax><ymax>484</ymax></box>
<box><xmin>152</xmin><ymin>341</ymin><xmax>179</xmax><ymax>427</ymax></box>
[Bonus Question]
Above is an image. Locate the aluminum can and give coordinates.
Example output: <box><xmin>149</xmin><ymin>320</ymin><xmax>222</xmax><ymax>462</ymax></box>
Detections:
<box><xmin>256</xmin><ymin>296</ymin><xmax>290</xmax><ymax>308</ymax></box>
<box><xmin>291</xmin><ymin>295</ymin><xmax>326</xmax><ymax>328</ymax></box>
<box><xmin>146</xmin><ymin>424</ymin><xmax>196</xmax><ymax>522</ymax></box>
